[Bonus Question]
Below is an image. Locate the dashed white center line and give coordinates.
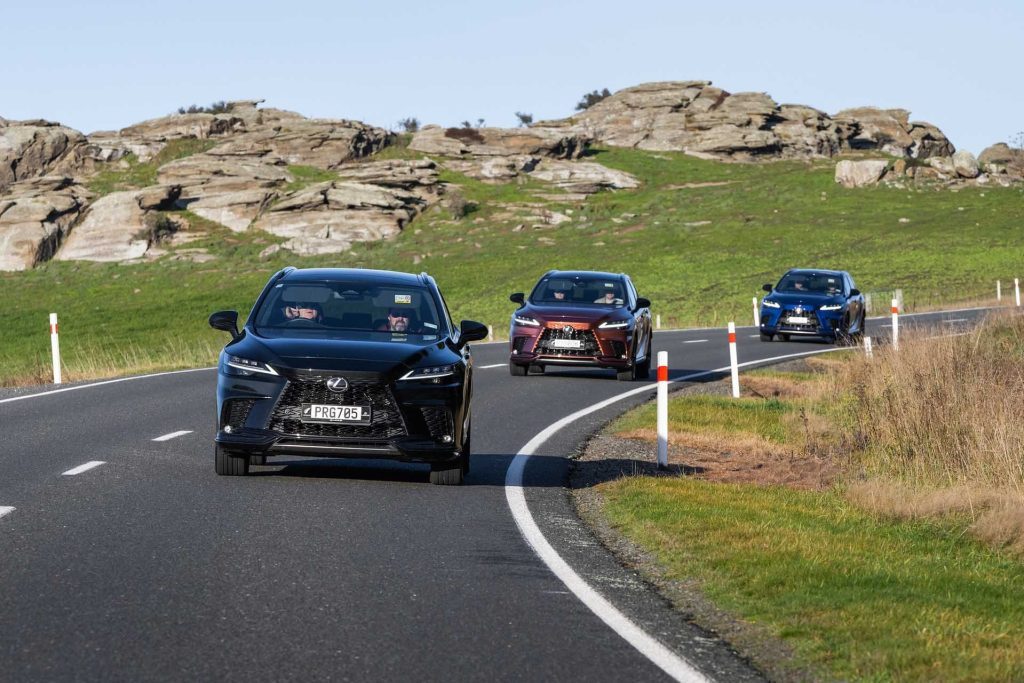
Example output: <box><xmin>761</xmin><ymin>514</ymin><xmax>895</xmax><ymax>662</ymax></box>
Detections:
<box><xmin>62</xmin><ymin>461</ymin><xmax>106</xmax><ymax>476</ymax></box>
<box><xmin>0</xmin><ymin>506</ymin><xmax>14</xmax><ymax>519</ymax></box>
<box><xmin>479</xmin><ymin>363</ymin><xmax>506</xmax><ymax>369</ymax></box>
<box><xmin>682</xmin><ymin>339</ymin><xmax>708</xmax><ymax>344</ymax></box>
<box><xmin>152</xmin><ymin>430</ymin><xmax>193</xmax><ymax>442</ymax></box>
<box><xmin>748</xmin><ymin>334</ymin><xmax>761</xmax><ymax>338</ymax></box>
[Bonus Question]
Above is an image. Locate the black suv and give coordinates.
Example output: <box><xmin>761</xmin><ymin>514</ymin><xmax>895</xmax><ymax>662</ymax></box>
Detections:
<box><xmin>209</xmin><ymin>267</ymin><xmax>488</xmax><ymax>485</ymax></box>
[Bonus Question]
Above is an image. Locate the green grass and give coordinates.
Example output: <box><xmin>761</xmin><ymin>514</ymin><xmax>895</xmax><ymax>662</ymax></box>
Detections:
<box><xmin>600</xmin><ymin>477</ymin><xmax>1024</xmax><ymax>682</ymax></box>
<box><xmin>4</xmin><ymin>146</ymin><xmax>1024</xmax><ymax>384</ymax></box>
<box><xmin>283</xmin><ymin>165</ymin><xmax>338</xmax><ymax>192</ymax></box>
<box><xmin>87</xmin><ymin>139</ymin><xmax>217</xmax><ymax>195</ymax></box>
<box><xmin>610</xmin><ymin>395</ymin><xmax>793</xmax><ymax>444</ymax></box>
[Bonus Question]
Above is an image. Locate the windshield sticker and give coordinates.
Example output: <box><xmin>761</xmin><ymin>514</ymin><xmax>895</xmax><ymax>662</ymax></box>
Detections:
<box><xmin>394</xmin><ymin>294</ymin><xmax>411</xmax><ymax>304</ymax></box>
<box><xmin>423</xmin><ymin>322</ymin><xmax>437</xmax><ymax>329</ymax></box>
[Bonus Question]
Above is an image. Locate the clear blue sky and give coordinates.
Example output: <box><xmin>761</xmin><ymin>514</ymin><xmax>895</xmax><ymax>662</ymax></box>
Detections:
<box><xmin>2</xmin><ymin>0</ymin><xmax>1020</xmax><ymax>154</ymax></box>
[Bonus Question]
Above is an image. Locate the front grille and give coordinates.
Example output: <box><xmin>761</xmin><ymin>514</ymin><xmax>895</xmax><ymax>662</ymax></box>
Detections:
<box><xmin>420</xmin><ymin>407</ymin><xmax>452</xmax><ymax>440</ymax></box>
<box><xmin>224</xmin><ymin>398</ymin><xmax>255</xmax><ymax>429</ymax></box>
<box><xmin>268</xmin><ymin>378</ymin><xmax>407</xmax><ymax>440</ymax></box>
<box><xmin>536</xmin><ymin>328</ymin><xmax>600</xmax><ymax>357</ymax></box>
<box><xmin>779</xmin><ymin>309</ymin><xmax>820</xmax><ymax>332</ymax></box>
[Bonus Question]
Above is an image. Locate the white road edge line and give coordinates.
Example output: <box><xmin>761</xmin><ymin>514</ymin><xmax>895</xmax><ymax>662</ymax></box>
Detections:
<box><xmin>62</xmin><ymin>461</ymin><xmax>106</xmax><ymax>476</ymax></box>
<box><xmin>942</xmin><ymin>318</ymin><xmax>968</xmax><ymax>324</ymax></box>
<box><xmin>152</xmin><ymin>430</ymin><xmax>193</xmax><ymax>442</ymax></box>
<box><xmin>682</xmin><ymin>339</ymin><xmax>707</xmax><ymax>344</ymax></box>
<box><xmin>505</xmin><ymin>345</ymin><xmax>845</xmax><ymax>683</ymax></box>
<box><xmin>0</xmin><ymin>367</ymin><xmax>214</xmax><ymax>405</ymax></box>
<box><xmin>0</xmin><ymin>506</ymin><xmax>14</xmax><ymax>519</ymax></box>
<box><xmin>478</xmin><ymin>363</ymin><xmax>506</xmax><ymax>369</ymax></box>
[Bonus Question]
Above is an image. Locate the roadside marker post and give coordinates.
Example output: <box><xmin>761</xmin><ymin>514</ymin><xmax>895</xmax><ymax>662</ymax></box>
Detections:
<box><xmin>864</xmin><ymin>336</ymin><xmax>873</xmax><ymax>358</ymax></box>
<box><xmin>656</xmin><ymin>351</ymin><xmax>668</xmax><ymax>469</ymax></box>
<box><xmin>488</xmin><ymin>325</ymin><xmax>494</xmax><ymax>342</ymax></box>
<box><xmin>752</xmin><ymin>297</ymin><xmax>760</xmax><ymax>326</ymax></box>
<box><xmin>1016</xmin><ymin>279</ymin><xmax>1021</xmax><ymax>307</ymax></box>
<box><xmin>49</xmin><ymin>313</ymin><xmax>62</xmax><ymax>385</ymax></box>
<box><xmin>656</xmin><ymin>314</ymin><xmax>661</xmax><ymax>330</ymax></box>
<box><xmin>997</xmin><ymin>280</ymin><xmax>1002</xmax><ymax>302</ymax></box>
<box><xmin>728</xmin><ymin>322</ymin><xmax>740</xmax><ymax>398</ymax></box>
<box><xmin>891</xmin><ymin>298</ymin><xmax>900</xmax><ymax>351</ymax></box>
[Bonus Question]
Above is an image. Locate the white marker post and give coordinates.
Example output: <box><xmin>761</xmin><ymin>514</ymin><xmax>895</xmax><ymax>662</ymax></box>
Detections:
<box><xmin>488</xmin><ymin>325</ymin><xmax>494</xmax><ymax>342</ymax></box>
<box><xmin>49</xmin><ymin>313</ymin><xmax>62</xmax><ymax>385</ymax></box>
<box><xmin>1016</xmin><ymin>278</ymin><xmax>1021</xmax><ymax>307</ymax></box>
<box><xmin>656</xmin><ymin>313</ymin><xmax>661</xmax><ymax>330</ymax></box>
<box><xmin>864</xmin><ymin>336</ymin><xmax>873</xmax><ymax>359</ymax></box>
<box><xmin>997</xmin><ymin>280</ymin><xmax>1002</xmax><ymax>302</ymax></box>
<box><xmin>656</xmin><ymin>351</ymin><xmax>668</xmax><ymax>469</ymax></box>
<box><xmin>728</xmin><ymin>322</ymin><xmax>740</xmax><ymax>398</ymax></box>
<box><xmin>753</xmin><ymin>297</ymin><xmax>760</xmax><ymax>326</ymax></box>
<box><xmin>891</xmin><ymin>298</ymin><xmax>900</xmax><ymax>351</ymax></box>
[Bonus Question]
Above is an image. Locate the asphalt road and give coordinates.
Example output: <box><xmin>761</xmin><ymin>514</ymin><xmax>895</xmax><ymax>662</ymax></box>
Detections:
<box><xmin>0</xmin><ymin>306</ymin><xmax>995</xmax><ymax>681</ymax></box>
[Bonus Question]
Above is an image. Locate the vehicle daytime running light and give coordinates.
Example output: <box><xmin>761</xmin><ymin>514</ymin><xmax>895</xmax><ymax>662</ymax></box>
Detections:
<box><xmin>598</xmin><ymin>320</ymin><xmax>631</xmax><ymax>329</ymax></box>
<box><xmin>819</xmin><ymin>304</ymin><xmax>843</xmax><ymax>311</ymax></box>
<box><xmin>761</xmin><ymin>299</ymin><xmax>781</xmax><ymax>308</ymax></box>
<box><xmin>399</xmin><ymin>364</ymin><xmax>456</xmax><ymax>381</ymax></box>
<box><xmin>225</xmin><ymin>355</ymin><xmax>279</xmax><ymax>376</ymax></box>
<box><xmin>513</xmin><ymin>315</ymin><xmax>540</xmax><ymax>327</ymax></box>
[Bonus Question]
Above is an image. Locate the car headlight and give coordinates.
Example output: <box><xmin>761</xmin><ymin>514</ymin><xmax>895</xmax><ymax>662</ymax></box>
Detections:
<box><xmin>513</xmin><ymin>315</ymin><xmax>540</xmax><ymax>327</ymax></box>
<box><xmin>598</xmin><ymin>320</ymin><xmax>631</xmax><ymax>329</ymax></box>
<box><xmin>399</xmin><ymin>364</ymin><xmax>456</xmax><ymax>381</ymax></box>
<box><xmin>762</xmin><ymin>299</ymin><xmax>781</xmax><ymax>309</ymax></box>
<box><xmin>819</xmin><ymin>304</ymin><xmax>843</xmax><ymax>311</ymax></box>
<box><xmin>224</xmin><ymin>355</ymin><xmax>278</xmax><ymax>376</ymax></box>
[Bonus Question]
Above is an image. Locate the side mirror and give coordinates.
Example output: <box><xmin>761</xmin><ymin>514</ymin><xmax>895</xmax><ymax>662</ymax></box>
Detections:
<box><xmin>635</xmin><ymin>297</ymin><xmax>651</xmax><ymax>310</ymax></box>
<box><xmin>762</xmin><ymin>283</ymin><xmax>773</xmax><ymax>293</ymax></box>
<box><xmin>457</xmin><ymin>320</ymin><xmax>489</xmax><ymax>348</ymax></box>
<box><xmin>509</xmin><ymin>292</ymin><xmax>525</xmax><ymax>305</ymax></box>
<box><xmin>849</xmin><ymin>288</ymin><xmax>861</xmax><ymax>297</ymax></box>
<box><xmin>209</xmin><ymin>310</ymin><xmax>241</xmax><ymax>340</ymax></box>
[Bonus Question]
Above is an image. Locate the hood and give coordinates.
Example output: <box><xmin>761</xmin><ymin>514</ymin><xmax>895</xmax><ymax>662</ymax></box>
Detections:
<box><xmin>766</xmin><ymin>292</ymin><xmax>845</xmax><ymax>307</ymax></box>
<box><xmin>228</xmin><ymin>331</ymin><xmax>448</xmax><ymax>374</ymax></box>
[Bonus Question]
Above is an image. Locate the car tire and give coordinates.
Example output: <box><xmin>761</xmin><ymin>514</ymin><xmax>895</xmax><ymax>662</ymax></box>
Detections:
<box><xmin>528</xmin><ymin>364</ymin><xmax>545</xmax><ymax>375</ymax></box>
<box><xmin>509</xmin><ymin>361</ymin><xmax>528</xmax><ymax>377</ymax></box>
<box><xmin>430</xmin><ymin>461</ymin><xmax>464</xmax><ymax>485</ymax></box>
<box><xmin>616</xmin><ymin>364</ymin><xmax>637</xmax><ymax>381</ymax></box>
<box><xmin>250</xmin><ymin>455</ymin><xmax>267</xmax><ymax>466</ymax></box>
<box><xmin>214</xmin><ymin>445</ymin><xmax>249</xmax><ymax>476</ymax></box>
<box><xmin>461</xmin><ymin>425</ymin><xmax>471</xmax><ymax>475</ymax></box>
<box><xmin>760</xmin><ymin>333</ymin><xmax>774</xmax><ymax>342</ymax></box>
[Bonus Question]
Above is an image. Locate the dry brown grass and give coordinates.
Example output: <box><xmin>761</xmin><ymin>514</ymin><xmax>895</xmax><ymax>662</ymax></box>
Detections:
<box><xmin>830</xmin><ymin>312</ymin><xmax>1024</xmax><ymax>491</ymax></box>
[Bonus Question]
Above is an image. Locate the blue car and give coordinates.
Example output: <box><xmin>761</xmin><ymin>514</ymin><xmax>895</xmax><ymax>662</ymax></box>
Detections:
<box><xmin>759</xmin><ymin>269</ymin><xmax>866</xmax><ymax>344</ymax></box>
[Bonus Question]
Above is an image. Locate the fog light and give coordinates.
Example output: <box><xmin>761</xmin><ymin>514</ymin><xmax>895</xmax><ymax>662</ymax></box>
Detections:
<box><xmin>512</xmin><ymin>349</ymin><xmax>518</xmax><ymax>355</ymax></box>
<box><xmin>224</xmin><ymin>425</ymin><xmax>233</xmax><ymax>434</ymax></box>
<box><xmin>441</xmin><ymin>435</ymin><xmax>453</xmax><ymax>444</ymax></box>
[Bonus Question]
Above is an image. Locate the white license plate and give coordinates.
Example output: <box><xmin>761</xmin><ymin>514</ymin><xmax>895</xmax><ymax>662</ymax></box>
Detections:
<box><xmin>301</xmin><ymin>403</ymin><xmax>369</xmax><ymax>424</ymax></box>
<box><xmin>786</xmin><ymin>316</ymin><xmax>810</xmax><ymax>325</ymax></box>
<box><xmin>552</xmin><ymin>339</ymin><xmax>583</xmax><ymax>349</ymax></box>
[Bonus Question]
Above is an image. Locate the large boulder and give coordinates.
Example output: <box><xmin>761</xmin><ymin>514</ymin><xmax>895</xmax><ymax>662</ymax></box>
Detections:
<box><xmin>252</xmin><ymin>181</ymin><xmax>428</xmax><ymax>255</ymax></box>
<box><xmin>835</xmin><ymin>159</ymin><xmax>889</xmax><ymax>188</ymax></box>
<box><xmin>55</xmin><ymin>186</ymin><xmax>179</xmax><ymax>262</ymax></box>
<box><xmin>978</xmin><ymin>143</ymin><xmax>1024</xmax><ymax>177</ymax></box>
<box><xmin>526</xmin><ymin>160</ymin><xmax>639</xmax><ymax>193</ymax></box>
<box><xmin>952</xmin><ymin>150</ymin><xmax>980</xmax><ymax>178</ymax></box>
<box><xmin>205</xmin><ymin>119</ymin><xmax>392</xmax><ymax>168</ymax></box>
<box><xmin>0</xmin><ymin>120</ymin><xmax>87</xmax><ymax>190</ymax></box>
<box><xmin>832</xmin><ymin>108</ymin><xmax>953</xmax><ymax>159</ymax></box>
<box><xmin>409</xmin><ymin>126</ymin><xmax>587</xmax><ymax>159</ymax></box>
<box><xmin>0</xmin><ymin>176</ymin><xmax>89</xmax><ymax>270</ymax></box>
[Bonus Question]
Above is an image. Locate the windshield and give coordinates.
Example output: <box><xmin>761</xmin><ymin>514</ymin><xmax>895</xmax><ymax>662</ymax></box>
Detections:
<box><xmin>253</xmin><ymin>281</ymin><xmax>443</xmax><ymax>337</ymax></box>
<box><xmin>775</xmin><ymin>273</ymin><xmax>845</xmax><ymax>296</ymax></box>
<box><xmin>530</xmin><ymin>276</ymin><xmax>625</xmax><ymax>307</ymax></box>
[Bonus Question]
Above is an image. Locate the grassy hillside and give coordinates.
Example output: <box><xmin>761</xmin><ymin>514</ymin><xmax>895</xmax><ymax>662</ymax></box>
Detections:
<box><xmin>3</xmin><ymin>148</ymin><xmax>1023</xmax><ymax>385</ymax></box>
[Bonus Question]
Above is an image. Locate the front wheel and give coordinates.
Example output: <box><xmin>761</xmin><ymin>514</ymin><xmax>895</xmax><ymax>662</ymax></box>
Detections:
<box><xmin>214</xmin><ymin>445</ymin><xmax>249</xmax><ymax>476</ymax></box>
<box><xmin>760</xmin><ymin>333</ymin><xmax>774</xmax><ymax>342</ymax></box>
<box><xmin>616</xmin><ymin>364</ymin><xmax>637</xmax><ymax>381</ymax></box>
<box><xmin>509</xmin><ymin>361</ymin><xmax>528</xmax><ymax>377</ymax></box>
<box><xmin>430</xmin><ymin>461</ymin><xmax>464</xmax><ymax>485</ymax></box>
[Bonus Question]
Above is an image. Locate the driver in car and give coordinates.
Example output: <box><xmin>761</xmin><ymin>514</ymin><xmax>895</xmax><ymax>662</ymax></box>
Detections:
<box><xmin>283</xmin><ymin>302</ymin><xmax>322</xmax><ymax>322</ymax></box>
<box><xmin>378</xmin><ymin>307</ymin><xmax>413</xmax><ymax>332</ymax></box>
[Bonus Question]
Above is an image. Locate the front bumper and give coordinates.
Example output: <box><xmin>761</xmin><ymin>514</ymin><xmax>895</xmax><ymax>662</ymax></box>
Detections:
<box><xmin>760</xmin><ymin>306</ymin><xmax>844</xmax><ymax>338</ymax></box>
<box><xmin>508</xmin><ymin>322</ymin><xmax>634</xmax><ymax>369</ymax></box>
<box><xmin>215</xmin><ymin>369</ymin><xmax>465</xmax><ymax>464</ymax></box>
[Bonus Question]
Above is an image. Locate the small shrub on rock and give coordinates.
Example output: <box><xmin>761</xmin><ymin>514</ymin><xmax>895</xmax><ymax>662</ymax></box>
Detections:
<box><xmin>575</xmin><ymin>88</ymin><xmax>612</xmax><ymax>111</ymax></box>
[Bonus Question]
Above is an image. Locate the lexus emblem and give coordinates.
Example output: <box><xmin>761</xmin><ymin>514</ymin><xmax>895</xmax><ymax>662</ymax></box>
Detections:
<box><xmin>794</xmin><ymin>306</ymin><xmax>803</xmax><ymax>314</ymax></box>
<box><xmin>563</xmin><ymin>325</ymin><xmax>573</xmax><ymax>333</ymax></box>
<box><xmin>326</xmin><ymin>377</ymin><xmax>348</xmax><ymax>393</ymax></box>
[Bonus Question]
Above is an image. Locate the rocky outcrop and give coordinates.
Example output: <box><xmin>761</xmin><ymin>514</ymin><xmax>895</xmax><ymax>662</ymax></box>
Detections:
<box><xmin>55</xmin><ymin>186</ymin><xmax>180</xmax><ymax>262</ymax></box>
<box><xmin>534</xmin><ymin>81</ymin><xmax>954</xmax><ymax>162</ymax></box>
<box><xmin>205</xmin><ymin>118</ymin><xmax>392</xmax><ymax>169</ymax></box>
<box><xmin>0</xmin><ymin>176</ymin><xmax>90</xmax><ymax>270</ymax></box>
<box><xmin>835</xmin><ymin>159</ymin><xmax>889</xmax><ymax>188</ymax></box>
<box><xmin>0</xmin><ymin>120</ymin><xmax>87</xmax><ymax>190</ymax></box>
<box><xmin>952</xmin><ymin>150</ymin><xmax>980</xmax><ymax>179</ymax></box>
<box><xmin>409</xmin><ymin>125</ymin><xmax>587</xmax><ymax>159</ymax></box>
<box><xmin>979</xmin><ymin>143</ymin><xmax>1024</xmax><ymax>178</ymax></box>
<box><xmin>252</xmin><ymin>181</ymin><xmax>428</xmax><ymax>255</ymax></box>
<box><xmin>526</xmin><ymin>160</ymin><xmax>639</xmax><ymax>193</ymax></box>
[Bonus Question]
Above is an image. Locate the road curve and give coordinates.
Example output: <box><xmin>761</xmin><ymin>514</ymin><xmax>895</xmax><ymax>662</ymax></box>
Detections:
<box><xmin>0</xmin><ymin>307</ymin><xmax>993</xmax><ymax>681</ymax></box>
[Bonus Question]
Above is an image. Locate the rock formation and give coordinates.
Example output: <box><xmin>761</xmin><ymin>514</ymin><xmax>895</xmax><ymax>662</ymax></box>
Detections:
<box><xmin>0</xmin><ymin>176</ymin><xmax>90</xmax><ymax>270</ymax></box>
<box><xmin>0</xmin><ymin>120</ymin><xmax>87</xmax><ymax>191</ymax></box>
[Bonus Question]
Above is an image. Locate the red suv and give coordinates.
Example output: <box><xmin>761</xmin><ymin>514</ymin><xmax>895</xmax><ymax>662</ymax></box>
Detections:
<box><xmin>508</xmin><ymin>270</ymin><xmax>653</xmax><ymax>381</ymax></box>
